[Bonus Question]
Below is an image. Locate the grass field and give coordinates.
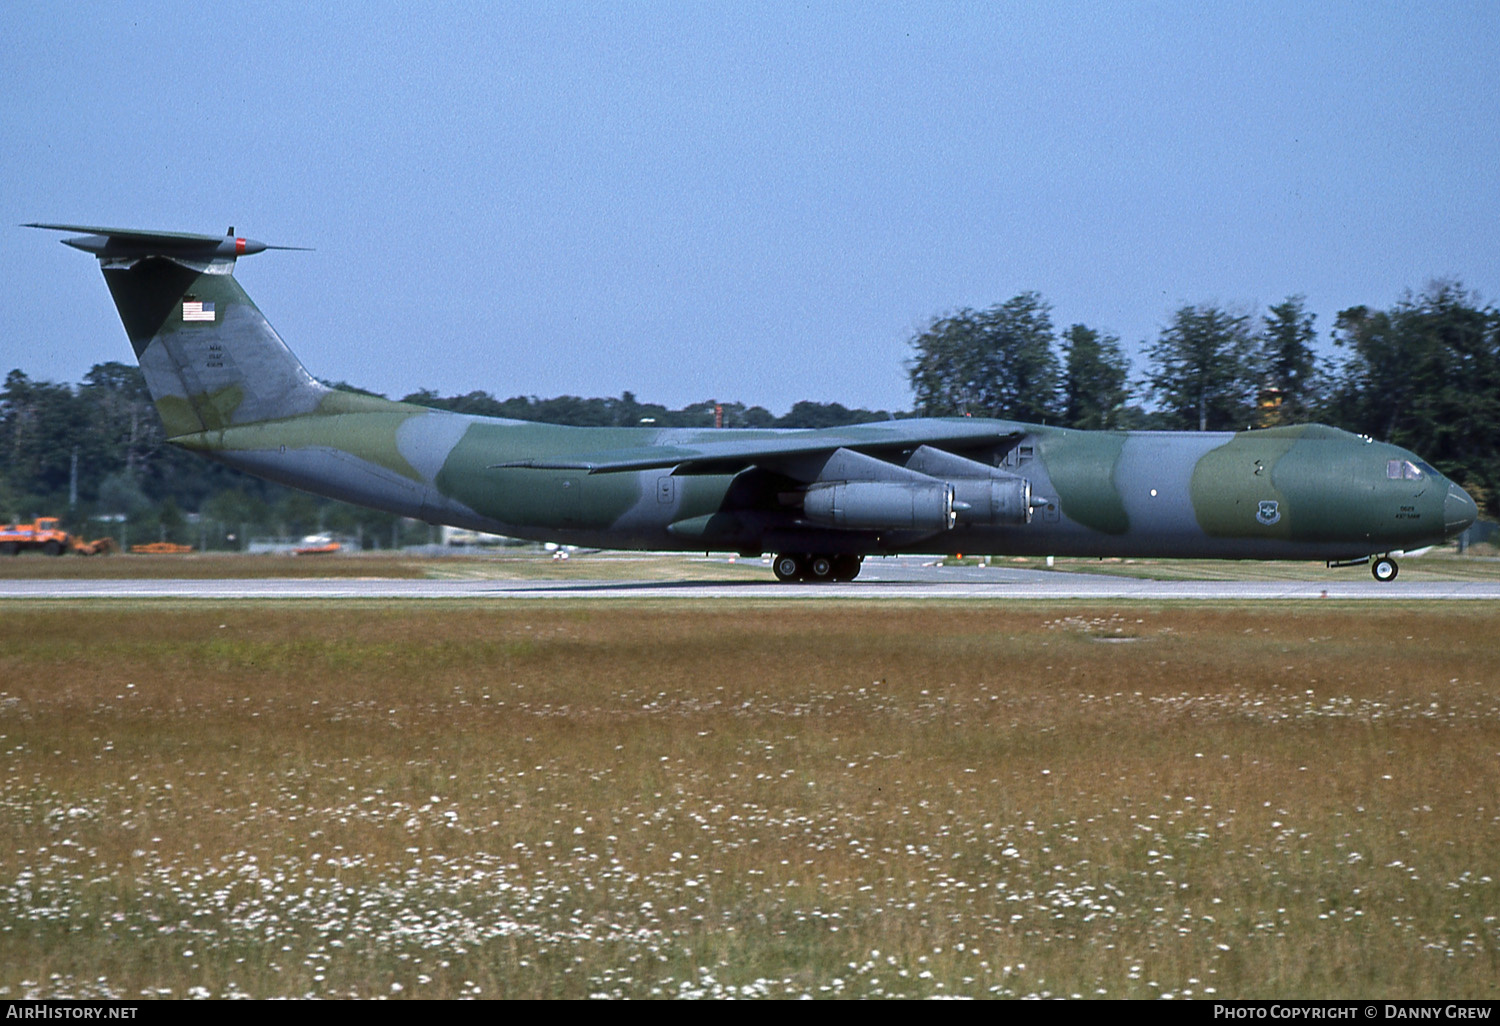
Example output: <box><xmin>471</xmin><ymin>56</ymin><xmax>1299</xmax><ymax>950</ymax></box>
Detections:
<box><xmin>1</xmin><ymin>600</ymin><xmax>1497</xmax><ymax>999</ymax></box>
<box><xmin>0</xmin><ymin>550</ymin><xmax>769</xmax><ymax>582</ymax></box>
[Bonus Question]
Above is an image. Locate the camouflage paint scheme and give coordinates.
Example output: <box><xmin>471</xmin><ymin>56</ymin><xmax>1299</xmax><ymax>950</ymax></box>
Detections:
<box><xmin>33</xmin><ymin>225</ymin><xmax>1478</xmax><ymax>579</ymax></box>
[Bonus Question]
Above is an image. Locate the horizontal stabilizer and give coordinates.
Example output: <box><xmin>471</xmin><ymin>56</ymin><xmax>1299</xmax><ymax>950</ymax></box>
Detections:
<box><xmin>26</xmin><ymin>223</ymin><xmax>308</xmax><ymax>260</ymax></box>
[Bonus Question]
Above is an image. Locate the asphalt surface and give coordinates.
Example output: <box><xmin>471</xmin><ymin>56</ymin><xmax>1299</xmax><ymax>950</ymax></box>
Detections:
<box><xmin>5</xmin><ymin>561</ymin><xmax>1500</xmax><ymax>600</ymax></box>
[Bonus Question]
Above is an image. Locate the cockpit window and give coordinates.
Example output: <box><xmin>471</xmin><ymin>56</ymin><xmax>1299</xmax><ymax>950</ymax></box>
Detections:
<box><xmin>1387</xmin><ymin>459</ymin><xmax>1425</xmax><ymax>480</ymax></box>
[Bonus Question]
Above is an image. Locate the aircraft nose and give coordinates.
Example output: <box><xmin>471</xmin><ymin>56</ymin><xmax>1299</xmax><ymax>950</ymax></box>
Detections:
<box><xmin>1444</xmin><ymin>481</ymin><xmax>1479</xmax><ymax>537</ymax></box>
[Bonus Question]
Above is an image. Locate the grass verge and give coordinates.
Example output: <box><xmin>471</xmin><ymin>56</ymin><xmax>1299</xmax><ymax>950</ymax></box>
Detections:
<box><xmin>0</xmin><ymin>601</ymin><xmax>1496</xmax><ymax>998</ymax></box>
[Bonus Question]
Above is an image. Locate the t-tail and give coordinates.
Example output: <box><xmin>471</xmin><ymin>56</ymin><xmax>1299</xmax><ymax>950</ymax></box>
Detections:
<box><xmin>27</xmin><ymin>223</ymin><xmax>328</xmax><ymax>437</ymax></box>
<box><xmin>27</xmin><ymin>223</ymin><xmax>464</xmax><ymax>528</ymax></box>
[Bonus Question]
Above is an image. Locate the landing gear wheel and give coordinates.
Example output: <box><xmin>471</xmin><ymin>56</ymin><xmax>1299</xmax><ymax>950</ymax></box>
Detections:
<box><xmin>808</xmin><ymin>555</ymin><xmax>835</xmax><ymax>582</ymax></box>
<box><xmin>1372</xmin><ymin>556</ymin><xmax>1399</xmax><ymax>582</ymax></box>
<box><xmin>773</xmin><ymin>554</ymin><xmax>805</xmax><ymax>583</ymax></box>
<box><xmin>831</xmin><ymin>554</ymin><xmax>862</xmax><ymax>582</ymax></box>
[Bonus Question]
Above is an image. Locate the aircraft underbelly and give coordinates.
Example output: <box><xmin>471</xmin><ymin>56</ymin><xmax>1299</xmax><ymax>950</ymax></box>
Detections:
<box><xmin>217</xmin><ymin>448</ymin><xmax>427</xmax><ymax>520</ymax></box>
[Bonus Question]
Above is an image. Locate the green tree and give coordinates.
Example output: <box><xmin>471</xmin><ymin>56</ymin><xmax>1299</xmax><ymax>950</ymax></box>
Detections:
<box><xmin>735</xmin><ymin>405</ymin><xmax>777</xmax><ymax>428</ymax></box>
<box><xmin>908</xmin><ymin>293</ymin><xmax>1062</xmax><ymax>422</ymax></box>
<box><xmin>274</xmin><ymin>492</ymin><xmax>324</xmax><ymax>538</ymax></box>
<box><xmin>1258</xmin><ymin>296</ymin><xmax>1321</xmax><ymax>424</ymax></box>
<box><xmin>1328</xmin><ymin>281</ymin><xmax>1500</xmax><ymax>510</ymax></box>
<box><xmin>157</xmin><ymin>495</ymin><xmax>185</xmax><ymax>544</ymax></box>
<box><xmin>201</xmin><ymin>488</ymin><xmax>273</xmax><ymax>548</ymax></box>
<box><xmin>1145</xmin><ymin>304</ymin><xmax>1258</xmax><ymax>431</ymax></box>
<box><xmin>1061</xmin><ymin>324</ymin><xmax>1129</xmax><ymax>430</ymax></box>
<box><xmin>403</xmin><ymin>389</ymin><xmax>514</xmax><ymax>419</ymax></box>
<box><xmin>776</xmin><ymin>401</ymin><xmax>890</xmax><ymax>429</ymax></box>
<box><xmin>0</xmin><ymin>369</ymin><xmax>88</xmax><ymax>509</ymax></box>
<box><xmin>73</xmin><ymin>362</ymin><xmax>166</xmax><ymax>518</ymax></box>
<box><xmin>97</xmin><ymin>472</ymin><xmax>151</xmax><ymax>517</ymax></box>
<box><xmin>609</xmin><ymin>391</ymin><xmax>645</xmax><ymax>426</ymax></box>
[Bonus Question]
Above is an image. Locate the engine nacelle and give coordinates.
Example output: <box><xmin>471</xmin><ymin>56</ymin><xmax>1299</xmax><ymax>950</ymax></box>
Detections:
<box><xmin>803</xmin><ymin>481</ymin><xmax>956</xmax><ymax>532</ymax></box>
<box><xmin>902</xmin><ymin>444</ymin><xmax>1036</xmax><ymax>524</ymax></box>
<box><xmin>951</xmin><ymin>474</ymin><xmax>1034</xmax><ymax>525</ymax></box>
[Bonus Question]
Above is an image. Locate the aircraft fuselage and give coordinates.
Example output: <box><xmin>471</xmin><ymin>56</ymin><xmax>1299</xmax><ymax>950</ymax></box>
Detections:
<box><xmin>33</xmin><ymin>222</ymin><xmax>1478</xmax><ymax>583</ymax></box>
<box><xmin>182</xmin><ymin>401</ymin><xmax>1473</xmax><ymax>564</ymax></box>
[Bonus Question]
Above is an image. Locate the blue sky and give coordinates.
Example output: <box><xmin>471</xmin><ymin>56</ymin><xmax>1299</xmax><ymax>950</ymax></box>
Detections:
<box><xmin>3</xmin><ymin>2</ymin><xmax>1498</xmax><ymax>414</ymax></box>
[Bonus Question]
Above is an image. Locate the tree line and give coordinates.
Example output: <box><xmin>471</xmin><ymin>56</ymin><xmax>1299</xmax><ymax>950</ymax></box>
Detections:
<box><xmin>3</xmin><ymin>278</ymin><xmax>1496</xmax><ymax>546</ymax></box>
<box><xmin>0</xmin><ymin>370</ymin><xmax>901</xmax><ymax>547</ymax></box>
<box><xmin>909</xmin><ymin>282</ymin><xmax>1500</xmax><ymax>512</ymax></box>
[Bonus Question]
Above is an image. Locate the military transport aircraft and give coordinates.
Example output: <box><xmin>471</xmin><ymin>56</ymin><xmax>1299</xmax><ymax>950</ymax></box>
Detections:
<box><xmin>30</xmin><ymin>223</ymin><xmax>1478</xmax><ymax>583</ymax></box>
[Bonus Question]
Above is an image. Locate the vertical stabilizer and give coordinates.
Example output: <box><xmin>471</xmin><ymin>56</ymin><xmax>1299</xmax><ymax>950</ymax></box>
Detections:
<box><xmin>29</xmin><ymin>224</ymin><xmax>326</xmax><ymax>437</ymax></box>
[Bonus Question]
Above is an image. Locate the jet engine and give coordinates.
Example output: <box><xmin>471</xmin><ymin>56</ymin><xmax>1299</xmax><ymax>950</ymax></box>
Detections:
<box><xmin>803</xmin><ymin>480</ymin><xmax>956</xmax><ymax>531</ymax></box>
<box><xmin>949</xmin><ymin>473</ymin><xmax>1034</xmax><ymax>525</ymax></box>
<box><xmin>903</xmin><ymin>444</ymin><xmax>1038</xmax><ymax>525</ymax></box>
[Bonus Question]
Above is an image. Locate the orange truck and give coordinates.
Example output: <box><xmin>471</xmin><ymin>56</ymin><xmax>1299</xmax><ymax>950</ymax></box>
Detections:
<box><xmin>0</xmin><ymin>517</ymin><xmax>117</xmax><ymax>556</ymax></box>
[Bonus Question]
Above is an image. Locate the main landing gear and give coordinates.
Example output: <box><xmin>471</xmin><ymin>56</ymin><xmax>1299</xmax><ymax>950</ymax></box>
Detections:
<box><xmin>772</xmin><ymin>553</ymin><xmax>862</xmax><ymax>583</ymax></box>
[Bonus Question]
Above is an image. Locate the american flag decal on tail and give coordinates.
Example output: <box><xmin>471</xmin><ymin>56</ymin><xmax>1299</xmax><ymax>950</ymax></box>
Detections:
<box><xmin>182</xmin><ymin>299</ymin><xmax>215</xmax><ymax>322</ymax></box>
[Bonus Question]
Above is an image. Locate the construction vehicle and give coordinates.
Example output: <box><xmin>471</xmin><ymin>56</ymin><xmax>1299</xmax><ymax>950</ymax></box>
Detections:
<box><xmin>293</xmin><ymin>534</ymin><xmax>342</xmax><ymax>555</ymax></box>
<box><xmin>128</xmin><ymin>542</ymin><xmax>193</xmax><ymax>554</ymax></box>
<box><xmin>0</xmin><ymin>517</ymin><xmax>118</xmax><ymax>556</ymax></box>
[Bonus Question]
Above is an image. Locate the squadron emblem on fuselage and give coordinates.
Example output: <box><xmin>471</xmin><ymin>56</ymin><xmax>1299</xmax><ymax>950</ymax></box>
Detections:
<box><xmin>1257</xmin><ymin>500</ymin><xmax>1281</xmax><ymax>525</ymax></box>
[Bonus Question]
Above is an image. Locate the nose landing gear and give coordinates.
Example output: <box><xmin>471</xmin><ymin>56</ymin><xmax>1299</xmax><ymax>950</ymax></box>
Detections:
<box><xmin>1371</xmin><ymin>556</ymin><xmax>1399</xmax><ymax>582</ymax></box>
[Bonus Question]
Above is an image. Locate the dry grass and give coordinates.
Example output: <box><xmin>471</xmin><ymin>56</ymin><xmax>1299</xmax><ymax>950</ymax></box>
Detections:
<box><xmin>0</xmin><ymin>550</ymin><xmax>766</xmax><ymax>582</ymax></box>
<box><xmin>0</xmin><ymin>551</ymin><xmax>433</xmax><ymax>580</ymax></box>
<box><xmin>0</xmin><ymin>601</ymin><xmax>1496</xmax><ymax>999</ymax></box>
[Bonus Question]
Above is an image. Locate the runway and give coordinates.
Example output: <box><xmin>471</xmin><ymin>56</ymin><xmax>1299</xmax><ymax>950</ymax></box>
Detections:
<box><xmin>5</xmin><ymin>563</ymin><xmax>1500</xmax><ymax>600</ymax></box>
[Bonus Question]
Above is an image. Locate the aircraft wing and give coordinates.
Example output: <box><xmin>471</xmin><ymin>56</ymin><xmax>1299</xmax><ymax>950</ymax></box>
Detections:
<box><xmin>491</xmin><ymin>419</ymin><xmax>1024</xmax><ymax>477</ymax></box>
